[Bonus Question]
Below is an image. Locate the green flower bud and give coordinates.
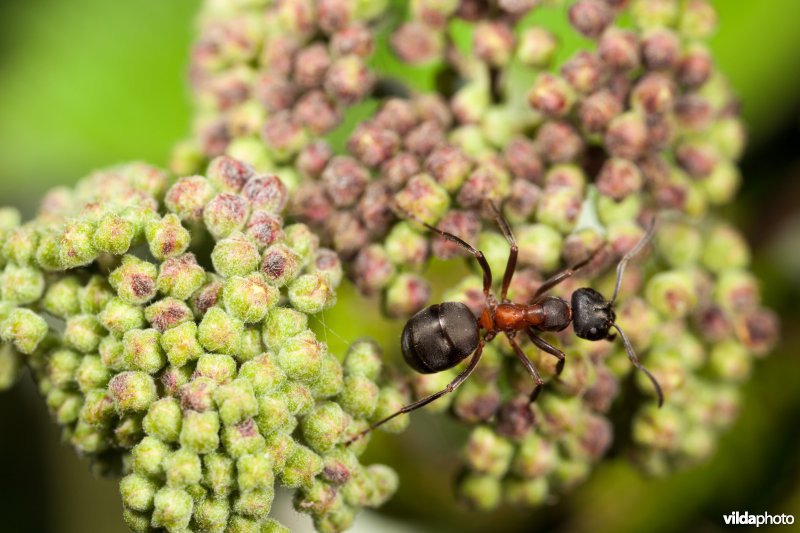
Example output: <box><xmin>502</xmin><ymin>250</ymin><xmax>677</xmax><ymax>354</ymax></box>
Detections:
<box><xmin>551</xmin><ymin>456</ymin><xmax>590</xmax><ymax>491</ymax></box>
<box><xmin>211</xmin><ymin>232</ymin><xmax>261</xmax><ymax>278</ymax></box>
<box><xmin>343</xmin><ymin>339</ymin><xmax>382</xmax><ymax>380</ymax></box>
<box><xmin>701</xmin><ymin>223</ymin><xmax>750</xmax><ymax>273</ymax></box>
<box><xmin>180</xmin><ymin>375</ymin><xmax>217</xmax><ymax>412</ymax></box>
<box><xmin>504</xmin><ymin>477</ymin><xmax>549</xmax><ymax>507</ymax></box>
<box><xmin>237</xmin><ymin>327</ymin><xmax>263</xmax><ymax>363</ymax></box>
<box><xmin>131</xmin><ymin>435</ymin><xmax>170</xmax><ymax>477</ymax></box>
<box><xmin>395</xmin><ymin>173</ymin><xmax>450</xmax><ymax>225</ymax></box>
<box><xmin>59</xmin><ymin>219</ymin><xmax>97</xmax><ymax>269</ymax></box>
<box><xmin>237</xmin><ymin>453</ymin><xmax>274</xmax><ymax>492</ymax></box>
<box><xmin>123</xmin><ymin>329</ymin><xmax>166</xmax><ymax>374</ymax></box>
<box><xmin>202</xmin><ymin>452</ymin><xmax>235</xmax><ymax>496</ymax></box>
<box><xmin>222</xmin><ymin>418</ymin><xmax>266</xmax><ymax>458</ymax></box>
<box><xmin>99</xmin><ymin>297</ymin><xmax>146</xmax><ymax>335</ymax></box>
<box><xmin>337</xmin><ymin>375</ymin><xmax>379</xmax><ymax>419</ymax></box>
<box><xmin>265</xmin><ymin>431</ymin><xmax>299</xmax><ymax>472</ymax></box>
<box><xmin>280</xmin><ymin>444</ymin><xmax>324</xmax><ymax>488</ymax></box>
<box><xmin>99</xmin><ymin>335</ymin><xmax>126</xmax><ymax>371</ymax></box>
<box><xmin>93</xmin><ymin>212</ymin><xmax>136</xmax><ymax>255</ymax></box>
<box><xmin>597</xmin><ymin>194</ymin><xmax>642</xmax><ymax>226</ymax></box>
<box><xmin>458</xmin><ymin>472</ymin><xmax>502</xmax><ymax>511</ymax></box>
<box><xmin>385</xmin><ymin>222</ymin><xmax>428</xmax><ymax>268</ymax></box>
<box><xmin>239</xmin><ymin>353</ymin><xmax>286</xmax><ymax>395</ymax></box>
<box><xmin>645</xmin><ymin>269</ymin><xmax>698</xmax><ymax>318</ymax></box>
<box><xmin>364</xmin><ymin>464</ymin><xmax>399</xmax><ymax>508</ymax></box>
<box><xmin>465</xmin><ymin>426</ymin><xmax>514</xmax><ymax>477</ymax></box>
<box><xmin>310</xmin><ymin>354</ymin><xmax>344</xmax><ymax>399</ymax></box>
<box><xmin>34</xmin><ymin>232</ymin><xmax>61</xmax><ymax>272</ymax></box>
<box><xmin>143</xmin><ymin>397</ymin><xmax>182</xmax><ymax>443</ymax></box>
<box><xmin>261</xmin><ymin>243</ymin><xmax>301</xmax><ymax>287</ymax></box>
<box><xmin>145</xmin><ymin>214</ymin><xmax>191</xmax><ymax>261</ymax></box>
<box><xmin>223</xmin><ymin>273</ymin><xmax>278</xmax><ymax>323</ymax></box>
<box><xmin>0</xmin><ymin>264</ymin><xmax>44</xmax><ymax>305</ymax></box>
<box><xmin>165</xmin><ymin>175</ymin><xmax>215</xmax><ymax>222</ymax></box>
<box><xmin>151</xmin><ymin>486</ymin><xmax>194</xmax><ymax>531</ymax></box>
<box><xmin>54</xmin><ymin>391</ymin><xmax>83</xmax><ymax>425</ymax></box>
<box><xmin>109</xmin><ymin>371</ymin><xmax>157</xmax><ymax>413</ymax></box>
<box><xmin>79</xmin><ymin>275</ymin><xmax>114</xmax><ymax>314</ymax></box>
<box><xmin>181</xmin><ymin>410</ymin><xmax>221</xmax><ymax>454</ymax></box>
<box><xmin>42</xmin><ymin>276</ymin><xmax>81</xmax><ymax>319</ymax></box>
<box><xmin>284</xmin><ymin>223</ymin><xmax>319</xmax><ymax>267</ymax></box>
<box><xmin>3</xmin><ymin>225</ymin><xmax>37</xmax><ymax>265</ymax></box>
<box><xmin>370</xmin><ymin>388</ymin><xmax>409</xmax><ymax>434</ymax></box>
<box><xmin>198</xmin><ymin>308</ymin><xmax>243</xmax><ymax>355</ymax></box>
<box><xmin>632</xmin><ymin>404</ymin><xmax>685</xmax><ymax>452</ymax></box>
<box><xmin>196</xmin><ymin>353</ymin><xmax>238</xmax><ymax>384</ymax></box>
<box><xmin>538</xmin><ymin>394</ymin><xmax>583</xmax><ymax>437</ymax></box>
<box><xmin>301</xmin><ymin>401</ymin><xmax>349</xmax><ymax>454</ymax></box>
<box><xmin>263</xmin><ymin>306</ymin><xmax>308</xmax><ymax>351</ymax></box>
<box><xmin>214</xmin><ymin>379</ymin><xmax>258</xmax><ymax>426</ymax></box>
<box><xmin>295</xmin><ymin>478</ymin><xmax>343</xmax><ymax>517</ymax></box>
<box><xmin>109</xmin><ymin>255</ymin><xmax>158</xmax><ymax>305</ymax></box>
<box><xmin>516</xmin><ymin>223</ymin><xmax>563</xmax><ymax>272</ymax></box>
<box><xmin>702</xmin><ymin>161</ymin><xmax>741</xmax><ymax>205</ymax></box>
<box><xmin>233</xmin><ymin>487</ymin><xmax>275</xmax><ymax>520</ymax></box>
<box><xmin>255</xmin><ymin>396</ymin><xmax>294</xmax><ymax>435</ymax></box>
<box><xmin>157</xmin><ymin>253</ymin><xmax>207</xmax><ymax>300</ymax></box>
<box><xmin>164</xmin><ymin>448</ymin><xmax>203</xmax><ymax>488</ymax></box>
<box><xmin>193</xmin><ymin>497</ymin><xmax>230</xmax><ymax>532</ymax></box>
<box><xmin>64</xmin><ymin>314</ymin><xmax>105</xmax><ymax>353</ymax></box>
<box><xmin>0</xmin><ymin>308</ymin><xmax>48</xmax><ymax>354</ymax></box>
<box><xmin>204</xmin><ymin>192</ymin><xmax>251</xmax><ymax>240</ymax></box>
<box><xmin>656</xmin><ymin>219</ymin><xmax>702</xmax><ymax>267</ymax></box>
<box><xmin>0</xmin><ymin>344</ymin><xmax>22</xmax><ymax>391</ymax></box>
<box><xmin>75</xmin><ymin>355</ymin><xmax>111</xmax><ymax>392</ymax></box>
<box><xmin>119</xmin><ymin>472</ymin><xmax>159</xmax><ymax>512</ymax></box>
<box><xmin>288</xmin><ymin>272</ymin><xmax>336</xmax><ymax>314</ymax></box>
<box><xmin>48</xmin><ymin>348</ymin><xmax>81</xmax><ymax>388</ymax></box>
<box><xmin>144</xmin><ymin>298</ymin><xmax>193</xmax><ymax>332</ymax></box>
<box><xmin>709</xmin><ymin>340</ymin><xmax>751</xmax><ymax>382</ymax></box>
<box><xmin>162</xmin><ymin>364</ymin><xmax>193</xmax><ymax>397</ymax></box>
<box><xmin>121</xmin><ymin>508</ymin><xmax>150</xmax><ymax>533</ymax></box>
<box><xmin>276</xmin><ymin>330</ymin><xmax>324</xmax><ymax>383</ymax></box>
<box><xmin>160</xmin><ymin>321</ymin><xmax>204</xmax><ymax>367</ymax></box>
<box><xmin>281</xmin><ymin>381</ymin><xmax>315</xmax><ymax>416</ymax></box>
<box><xmin>512</xmin><ymin>433</ymin><xmax>558</xmax><ymax>478</ymax></box>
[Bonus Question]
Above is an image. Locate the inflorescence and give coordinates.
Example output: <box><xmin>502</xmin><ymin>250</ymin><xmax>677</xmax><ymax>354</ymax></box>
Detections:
<box><xmin>0</xmin><ymin>161</ymin><xmax>406</xmax><ymax>532</ymax></box>
<box><xmin>168</xmin><ymin>0</ymin><xmax>779</xmax><ymax>513</ymax></box>
<box><xmin>0</xmin><ymin>0</ymin><xmax>781</xmax><ymax>529</ymax></box>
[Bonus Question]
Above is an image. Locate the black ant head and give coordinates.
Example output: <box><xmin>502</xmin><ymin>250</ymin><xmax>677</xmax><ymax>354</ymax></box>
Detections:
<box><xmin>571</xmin><ymin>288</ymin><xmax>615</xmax><ymax>341</ymax></box>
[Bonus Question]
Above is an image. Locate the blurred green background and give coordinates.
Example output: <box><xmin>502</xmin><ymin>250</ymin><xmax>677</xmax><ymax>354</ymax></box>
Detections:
<box><xmin>1</xmin><ymin>1</ymin><xmax>800</xmax><ymax>532</ymax></box>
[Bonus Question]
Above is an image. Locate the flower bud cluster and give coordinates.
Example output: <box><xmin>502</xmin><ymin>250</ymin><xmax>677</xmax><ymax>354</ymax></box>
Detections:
<box><xmin>165</xmin><ymin>0</ymin><xmax>780</xmax><ymax>514</ymax></box>
<box><xmin>174</xmin><ymin>0</ymin><xmax>391</xmax><ymax>187</ymax></box>
<box><xmin>0</xmin><ymin>158</ymin><xmax>404</xmax><ymax>532</ymax></box>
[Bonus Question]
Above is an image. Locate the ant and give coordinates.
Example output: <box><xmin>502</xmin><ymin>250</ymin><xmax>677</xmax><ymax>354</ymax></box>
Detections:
<box><xmin>347</xmin><ymin>203</ymin><xmax>662</xmax><ymax>445</ymax></box>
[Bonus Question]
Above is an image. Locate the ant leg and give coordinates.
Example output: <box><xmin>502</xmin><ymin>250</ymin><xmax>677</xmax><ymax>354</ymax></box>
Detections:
<box><xmin>506</xmin><ymin>333</ymin><xmax>545</xmax><ymax>403</ymax></box>
<box><xmin>611</xmin><ymin>323</ymin><xmax>664</xmax><ymax>407</ymax></box>
<box><xmin>487</xmin><ymin>202</ymin><xmax>518</xmax><ymax>302</ymax></box>
<box><xmin>526</xmin><ymin>329</ymin><xmax>566</xmax><ymax>376</ymax></box>
<box><xmin>533</xmin><ymin>249</ymin><xmax>600</xmax><ymax>299</ymax></box>
<box><xmin>400</xmin><ymin>208</ymin><xmax>493</xmax><ymax>298</ymax></box>
<box><xmin>345</xmin><ymin>340</ymin><xmax>486</xmax><ymax>445</ymax></box>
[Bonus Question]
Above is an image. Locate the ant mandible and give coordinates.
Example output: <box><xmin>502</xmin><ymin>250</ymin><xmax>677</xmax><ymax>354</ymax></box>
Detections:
<box><xmin>347</xmin><ymin>203</ymin><xmax>662</xmax><ymax>444</ymax></box>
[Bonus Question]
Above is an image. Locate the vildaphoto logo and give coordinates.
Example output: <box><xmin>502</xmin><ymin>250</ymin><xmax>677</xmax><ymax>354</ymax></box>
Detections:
<box><xmin>723</xmin><ymin>511</ymin><xmax>795</xmax><ymax>527</ymax></box>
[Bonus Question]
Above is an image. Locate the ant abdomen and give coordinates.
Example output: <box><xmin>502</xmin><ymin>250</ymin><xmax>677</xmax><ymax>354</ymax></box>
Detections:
<box><xmin>401</xmin><ymin>302</ymin><xmax>480</xmax><ymax>374</ymax></box>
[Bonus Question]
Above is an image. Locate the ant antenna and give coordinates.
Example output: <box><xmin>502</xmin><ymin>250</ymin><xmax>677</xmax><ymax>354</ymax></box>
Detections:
<box><xmin>609</xmin><ymin>216</ymin><xmax>657</xmax><ymax>305</ymax></box>
<box><xmin>611</xmin><ymin>322</ymin><xmax>664</xmax><ymax>407</ymax></box>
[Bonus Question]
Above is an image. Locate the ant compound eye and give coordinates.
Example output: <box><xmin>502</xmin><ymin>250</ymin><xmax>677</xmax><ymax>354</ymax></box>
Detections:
<box><xmin>590</xmin><ymin>327</ymin><xmax>597</xmax><ymax>335</ymax></box>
